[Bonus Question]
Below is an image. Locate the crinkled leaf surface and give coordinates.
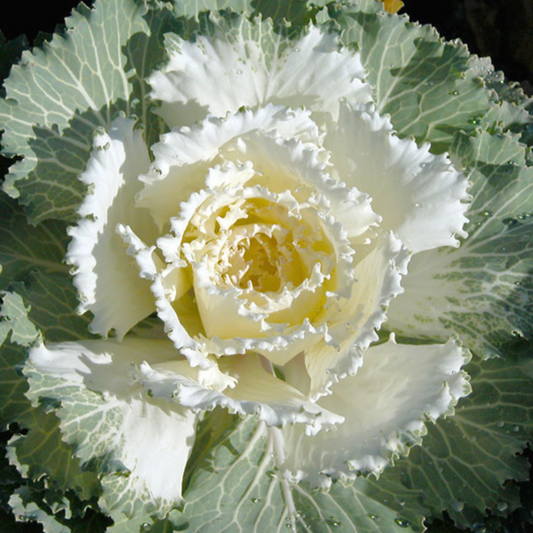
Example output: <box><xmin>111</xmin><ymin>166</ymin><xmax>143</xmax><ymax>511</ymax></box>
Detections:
<box><xmin>22</xmin><ymin>365</ymin><xmax>139</xmax><ymax>510</ymax></box>
<box><xmin>395</xmin><ymin>352</ymin><xmax>533</xmax><ymax>529</ymax></box>
<box><xmin>0</xmin><ymin>0</ymin><xmax>176</xmax><ymax>224</ymax></box>
<box><xmin>324</xmin><ymin>0</ymin><xmax>491</xmax><ymax>153</ymax></box>
<box><xmin>171</xmin><ymin>0</ymin><xmax>320</xmax><ymax>28</ymax></box>
<box><xmin>7</xmin><ymin>406</ymin><xmax>101</xmax><ymax>502</ymax></box>
<box><xmin>9</xmin><ymin>483</ymin><xmax>110</xmax><ymax>533</ymax></box>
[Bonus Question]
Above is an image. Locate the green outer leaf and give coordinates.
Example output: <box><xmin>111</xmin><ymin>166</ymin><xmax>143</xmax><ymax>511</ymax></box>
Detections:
<box><xmin>106</xmin><ymin>511</ymin><xmax>150</xmax><ymax>533</ymax></box>
<box><xmin>0</xmin><ymin>294</ymin><xmax>101</xmax><ymax>501</ymax></box>
<box><xmin>71</xmin><ymin>508</ymin><xmax>113</xmax><ymax>533</ymax></box>
<box><xmin>7</xmin><ymin>407</ymin><xmax>100</xmax><ymax>502</ymax></box>
<box><xmin>0</xmin><ymin>340</ymin><xmax>34</xmax><ymax>428</ymax></box>
<box><xmin>0</xmin><ymin>192</ymin><xmax>69</xmax><ymax>291</ymax></box>
<box><xmin>9</xmin><ymin>274</ymin><xmax>93</xmax><ymax>343</ymax></box>
<box><xmin>0</xmin><ymin>191</ymin><xmax>93</xmax><ymax>341</ymax></box>
<box><xmin>23</xmin><ymin>347</ymin><xmax>195</xmax><ymax>522</ymax></box>
<box><xmin>23</xmin><ymin>365</ymin><xmax>129</xmax><ymax>472</ymax></box>
<box><xmin>396</xmin><ymin>353</ymin><xmax>533</xmax><ymax>529</ymax></box>
<box><xmin>182</xmin><ymin>407</ymin><xmax>241</xmax><ymax>492</ymax></box>
<box><xmin>8</xmin><ymin>483</ymin><xmax>110</xmax><ymax>533</ymax></box>
<box><xmin>0</xmin><ymin>431</ymin><xmax>22</xmax><ymax>511</ymax></box>
<box><xmin>292</xmin><ymin>470</ymin><xmax>428</xmax><ymax>533</ymax></box>
<box><xmin>388</xmin><ymin>130</ymin><xmax>533</xmax><ymax>358</ymax></box>
<box><xmin>10</xmin><ymin>488</ymin><xmax>69</xmax><ymax>533</ymax></box>
<box><xmin>170</xmin><ymin>417</ymin><xmax>288</xmax><ymax>532</ymax></box>
<box><xmin>147</xmin><ymin>519</ymin><xmax>175</xmax><ymax>533</ymax></box>
<box><xmin>170</xmin><ymin>413</ymin><xmax>428</xmax><ymax>533</ymax></box>
<box><xmin>0</xmin><ymin>0</ymin><xmax>148</xmax><ymax>223</ymax></box>
<box><xmin>171</xmin><ymin>0</ymin><xmax>253</xmax><ymax>18</ymax></box>
<box><xmin>249</xmin><ymin>0</ymin><xmax>319</xmax><ymax>28</ymax></box>
<box><xmin>171</xmin><ymin>0</ymin><xmax>319</xmax><ymax>28</ymax></box>
<box><xmin>325</xmin><ymin>0</ymin><xmax>491</xmax><ymax>153</ymax></box>
<box><xmin>122</xmin><ymin>0</ymin><xmax>186</xmax><ymax>149</ymax></box>
<box><xmin>469</xmin><ymin>56</ymin><xmax>533</xmax><ymax>143</ymax></box>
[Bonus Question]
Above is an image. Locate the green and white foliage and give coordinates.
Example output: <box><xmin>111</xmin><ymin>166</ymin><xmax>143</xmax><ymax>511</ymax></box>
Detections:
<box><xmin>397</xmin><ymin>353</ymin><xmax>533</xmax><ymax>528</ymax></box>
<box><xmin>387</xmin><ymin>129</ymin><xmax>533</xmax><ymax>358</ymax></box>
<box><xmin>0</xmin><ymin>0</ymin><xmax>532</xmax><ymax>532</ymax></box>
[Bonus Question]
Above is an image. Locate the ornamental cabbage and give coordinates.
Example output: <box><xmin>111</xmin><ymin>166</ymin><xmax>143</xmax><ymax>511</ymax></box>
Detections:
<box><xmin>31</xmin><ymin>19</ymin><xmax>473</xmax><ymax>499</ymax></box>
<box><xmin>1</xmin><ymin>1</ymin><xmax>532</xmax><ymax>532</ymax></box>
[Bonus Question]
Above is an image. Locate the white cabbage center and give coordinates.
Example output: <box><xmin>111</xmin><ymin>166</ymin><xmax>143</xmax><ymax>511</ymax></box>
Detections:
<box><xmin>184</xmin><ymin>189</ymin><xmax>334</xmax><ymax>327</ymax></box>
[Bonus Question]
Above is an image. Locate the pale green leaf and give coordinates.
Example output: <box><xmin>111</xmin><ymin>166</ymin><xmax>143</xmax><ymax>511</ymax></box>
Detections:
<box><xmin>106</xmin><ymin>511</ymin><xmax>151</xmax><ymax>533</ymax></box>
<box><xmin>24</xmin><ymin>367</ymin><xmax>129</xmax><ymax>473</ymax></box>
<box><xmin>470</xmin><ymin>57</ymin><xmax>533</xmax><ymax>142</ymax></box>
<box><xmin>170</xmin><ymin>0</ymin><xmax>319</xmax><ymax>29</ymax></box>
<box><xmin>249</xmin><ymin>0</ymin><xmax>319</xmax><ymax>28</ymax></box>
<box><xmin>324</xmin><ymin>0</ymin><xmax>491</xmax><ymax>153</ymax></box>
<box><xmin>170</xmin><ymin>413</ymin><xmax>428</xmax><ymax>532</ymax></box>
<box><xmin>171</xmin><ymin>0</ymin><xmax>253</xmax><ymax>18</ymax></box>
<box><xmin>169</xmin><ymin>417</ymin><xmax>286</xmax><ymax>532</ymax></box>
<box><xmin>0</xmin><ymin>346</ymin><xmax>101</xmax><ymax>501</ymax></box>
<box><xmin>122</xmin><ymin>1</ymin><xmax>185</xmax><ymax>148</ymax></box>
<box><xmin>23</xmin><ymin>343</ymin><xmax>195</xmax><ymax>521</ymax></box>
<box><xmin>10</xmin><ymin>488</ymin><xmax>69</xmax><ymax>533</ymax></box>
<box><xmin>8</xmin><ymin>483</ymin><xmax>110</xmax><ymax>533</ymax></box>
<box><xmin>0</xmin><ymin>186</ymin><xmax>93</xmax><ymax>341</ymax></box>
<box><xmin>146</xmin><ymin>519</ymin><xmax>174</xmax><ymax>533</ymax></box>
<box><xmin>0</xmin><ymin>292</ymin><xmax>39</xmax><ymax>347</ymax></box>
<box><xmin>292</xmin><ymin>474</ymin><xmax>426</xmax><ymax>533</ymax></box>
<box><xmin>0</xmin><ymin>0</ymin><xmax>164</xmax><ymax>224</ymax></box>
<box><xmin>396</xmin><ymin>353</ymin><xmax>533</xmax><ymax>529</ymax></box>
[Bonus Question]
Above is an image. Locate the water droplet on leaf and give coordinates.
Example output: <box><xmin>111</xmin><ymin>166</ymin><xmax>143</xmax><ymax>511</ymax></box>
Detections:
<box><xmin>503</xmin><ymin>218</ymin><xmax>519</xmax><ymax>228</ymax></box>
<box><xmin>452</xmin><ymin>500</ymin><xmax>464</xmax><ymax>512</ymax></box>
<box><xmin>497</xmin><ymin>501</ymin><xmax>508</xmax><ymax>512</ymax></box>
<box><xmin>395</xmin><ymin>518</ymin><xmax>411</xmax><ymax>528</ymax></box>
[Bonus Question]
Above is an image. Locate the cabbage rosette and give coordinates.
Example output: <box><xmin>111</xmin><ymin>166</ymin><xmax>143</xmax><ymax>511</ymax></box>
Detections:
<box><xmin>24</xmin><ymin>20</ymin><xmax>473</xmax><ymax>515</ymax></box>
